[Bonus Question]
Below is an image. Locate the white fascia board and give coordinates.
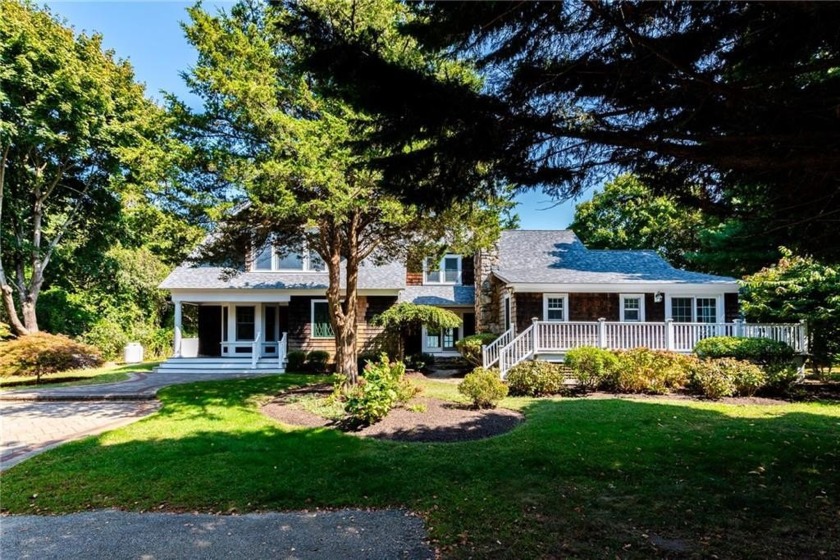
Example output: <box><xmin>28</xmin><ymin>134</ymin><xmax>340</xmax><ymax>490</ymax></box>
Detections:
<box><xmin>170</xmin><ymin>288</ymin><xmax>400</xmax><ymax>303</ymax></box>
<box><xmin>508</xmin><ymin>282</ymin><xmax>739</xmax><ymax>294</ymax></box>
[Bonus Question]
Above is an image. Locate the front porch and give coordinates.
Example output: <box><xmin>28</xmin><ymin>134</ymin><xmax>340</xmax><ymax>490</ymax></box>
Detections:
<box><xmin>484</xmin><ymin>319</ymin><xmax>808</xmax><ymax>377</ymax></box>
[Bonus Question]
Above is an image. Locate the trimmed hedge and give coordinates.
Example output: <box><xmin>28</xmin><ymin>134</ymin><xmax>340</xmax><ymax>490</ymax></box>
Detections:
<box><xmin>458</xmin><ymin>367</ymin><xmax>508</xmax><ymax>409</ymax></box>
<box><xmin>306</xmin><ymin>350</ymin><xmax>330</xmax><ymax>373</ymax></box>
<box><xmin>286</xmin><ymin>350</ymin><xmax>307</xmax><ymax>371</ymax></box>
<box><xmin>0</xmin><ymin>333</ymin><xmax>103</xmax><ymax>382</ymax></box>
<box><xmin>506</xmin><ymin>361</ymin><xmax>566</xmax><ymax>396</ymax></box>
<box><xmin>694</xmin><ymin>336</ymin><xmax>795</xmax><ymax>366</ymax></box>
<box><xmin>688</xmin><ymin>357</ymin><xmax>765</xmax><ymax>399</ymax></box>
<box><xmin>605</xmin><ymin>348</ymin><xmax>694</xmax><ymax>394</ymax></box>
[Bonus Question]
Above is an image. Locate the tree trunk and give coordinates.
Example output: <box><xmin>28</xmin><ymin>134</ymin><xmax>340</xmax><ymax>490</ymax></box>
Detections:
<box><xmin>1</xmin><ymin>284</ymin><xmax>29</xmax><ymax>336</ymax></box>
<box><xmin>21</xmin><ymin>296</ymin><xmax>38</xmax><ymax>333</ymax></box>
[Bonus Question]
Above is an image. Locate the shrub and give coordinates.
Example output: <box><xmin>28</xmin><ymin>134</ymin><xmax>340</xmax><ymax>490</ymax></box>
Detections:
<box><xmin>764</xmin><ymin>364</ymin><xmax>802</xmax><ymax>392</ymax></box>
<box><xmin>357</xmin><ymin>352</ymin><xmax>379</xmax><ymax>372</ymax></box>
<box><xmin>564</xmin><ymin>347</ymin><xmax>618</xmax><ymax>391</ymax></box>
<box><xmin>690</xmin><ymin>358</ymin><xmax>762</xmax><ymax>399</ymax></box>
<box><xmin>506</xmin><ymin>361</ymin><xmax>566</xmax><ymax>397</ymax></box>
<box><xmin>286</xmin><ymin>350</ymin><xmax>307</xmax><ymax>371</ymax></box>
<box><xmin>305</xmin><ymin>350</ymin><xmax>330</xmax><ymax>373</ymax></box>
<box><xmin>0</xmin><ymin>321</ymin><xmax>12</xmax><ymax>340</ymax></box>
<box><xmin>0</xmin><ymin>333</ymin><xmax>103</xmax><ymax>382</ymax></box>
<box><xmin>405</xmin><ymin>353</ymin><xmax>435</xmax><ymax>371</ymax></box>
<box><xmin>606</xmin><ymin>349</ymin><xmax>693</xmax><ymax>394</ymax></box>
<box><xmin>344</xmin><ymin>355</ymin><xmax>413</xmax><ymax>424</ymax></box>
<box><xmin>694</xmin><ymin>336</ymin><xmax>795</xmax><ymax>367</ymax></box>
<box><xmin>458</xmin><ymin>367</ymin><xmax>508</xmax><ymax>408</ymax></box>
<box><xmin>732</xmin><ymin>363</ymin><xmax>767</xmax><ymax>397</ymax></box>
<box><xmin>455</xmin><ymin>333</ymin><xmax>499</xmax><ymax>367</ymax></box>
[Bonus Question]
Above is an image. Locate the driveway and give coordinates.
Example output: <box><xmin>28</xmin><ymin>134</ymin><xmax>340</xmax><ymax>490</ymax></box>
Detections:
<box><xmin>1</xmin><ymin>509</ymin><xmax>434</xmax><ymax>559</ymax></box>
<box><xmin>0</xmin><ymin>400</ymin><xmax>159</xmax><ymax>470</ymax></box>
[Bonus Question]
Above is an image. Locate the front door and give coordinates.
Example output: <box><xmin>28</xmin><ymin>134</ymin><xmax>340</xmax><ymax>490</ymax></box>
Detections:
<box><xmin>424</xmin><ymin>326</ymin><xmax>460</xmax><ymax>352</ymax></box>
<box><xmin>198</xmin><ymin>305</ymin><xmax>222</xmax><ymax>356</ymax></box>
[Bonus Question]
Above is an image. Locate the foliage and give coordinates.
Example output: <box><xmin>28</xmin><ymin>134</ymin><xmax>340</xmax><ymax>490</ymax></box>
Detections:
<box><xmin>506</xmin><ymin>361</ymin><xmax>566</xmax><ymax>397</ymax></box>
<box><xmin>571</xmin><ymin>175</ymin><xmax>713</xmax><ymax>270</ymax></box>
<box><xmin>0</xmin><ymin>321</ymin><xmax>11</xmax><ymax>339</ymax></box>
<box><xmin>564</xmin><ymin>347</ymin><xmax>619</xmax><ymax>392</ymax></box>
<box><xmin>371</xmin><ymin>303</ymin><xmax>462</xmax><ymax>360</ymax></box>
<box><xmin>177</xmin><ymin>0</ymin><xmax>507</xmax><ymax>383</ymax></box>
<box><xmin>343</xmin><ymin>354</ymin><xmax>412</xmax><ymax>425</ymax></box>
<box><xmin>605</xmin><ymin>349</ymin><xmax>693</xmax><ymax>394</ymax></box>
<box><xmin>305</xmin><ymin>350</ymin><xmax>331</xmax><ymax>373</ymax></box>
<box><xmin>0</xmin><ymin>1</ymin><xmax>179</xmax><ymax>334</ymax></box>
<box><xmin>687</xmin><ymin>359</ymin><xmax>740</xmax><ymax>399</ymax></box>
<box><xmin>741</xmin><ymin>250</ymin><xmax>840</xmax><ymax>371</ymax></box>
<box><xmin>293</xmin><ymin>3</ymin><xmax>840</xmax><ymax>263</ymax></box>
<box><xmin>286</xmin><ymin>351</ymin><xmax>308</xmax><ymax>372</ymax></box>
<box><xmin>731</xmin><ymin>364</ymin><xmax>767</xmax><ymax>398</ymax></box>
<box><xmin>458</xmin><ymin>367</ymin><xmax>508</xmax><ymax>409</ymax></box>
<box><xmin>0</xmin><ymin>332</ymin><xmax>103</xmax><ymax>382</ymax></box>
<box><xmin>694</xmin><ymin>336</ymin><xmax>795</xmax><ymax>366</ymax></box>
<box><xmin>454</xmin><ymin>332</ymin><xmax>498</xmax><ymax>367</ymax></box>
<box><xmin>404</xmin><ymin>353</ymin><xmax>434</xmax><ymax>371</ymax></box>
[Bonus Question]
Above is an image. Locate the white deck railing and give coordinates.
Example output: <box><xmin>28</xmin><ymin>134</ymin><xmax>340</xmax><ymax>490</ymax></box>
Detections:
<box><xmin>482</xmin><ymin>327</ymin><xmax>515</xmax><ymax>368</ymax></box>
<box><xmin>277</xmin><ymin>332</ymin><xmax>288</xmax><ymax>369</ymax></box>
<box><xmin>492</xmin><ymin>319</ymin><xmax>807</xmax><ymax>378</ymax></box>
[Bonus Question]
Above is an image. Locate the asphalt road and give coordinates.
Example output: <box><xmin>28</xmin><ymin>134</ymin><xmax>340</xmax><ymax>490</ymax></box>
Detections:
<box><xmin>2</xmin><ymin>509</ymin><xmax>433</xmax><ymax>560</ymax></box>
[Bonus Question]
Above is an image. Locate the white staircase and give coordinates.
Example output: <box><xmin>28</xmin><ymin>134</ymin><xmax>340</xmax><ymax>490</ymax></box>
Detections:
<box><xmin>155</xmin><ymin>357</ymin><xmax>285</xmax><ymax>375</ymax></box>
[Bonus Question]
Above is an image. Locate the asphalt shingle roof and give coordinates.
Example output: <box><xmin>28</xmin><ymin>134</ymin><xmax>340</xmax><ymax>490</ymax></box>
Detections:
<box><xmin>494</xmin><ymin>230</ymin><xmax>736</xmax><ymax>285</ymax></box>
<box><xmin>159</xmin><ymin>259</ymin><xmax>405</xmax><ymax>291</ymax></box>
<box><xmin>397</xmin><ymin>285</ymin><xmax>475</xmax><ymax>306</ymax></box>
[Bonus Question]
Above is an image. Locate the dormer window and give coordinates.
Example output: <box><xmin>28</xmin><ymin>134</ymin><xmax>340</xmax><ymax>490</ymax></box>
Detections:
<box><xmin>424</xmin><ymin>255</ymin><xmax>461</xmax><ymax>285</ymax></box>
<box><xmin>252</xmin><ymin>242</ymin><xmax>325</xmax><ymax>272</ymax></box>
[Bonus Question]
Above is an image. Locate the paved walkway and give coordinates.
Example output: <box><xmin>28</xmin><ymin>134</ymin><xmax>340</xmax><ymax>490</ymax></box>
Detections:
<box><xmin>1</xmin><ymin>509</ymin><xmax>433</xmax><ymax>559</ymax></box>
<box><xmin>0</xmin><ymin>369</ymin><xmax>282</xmax><ymax>470</ymax></box>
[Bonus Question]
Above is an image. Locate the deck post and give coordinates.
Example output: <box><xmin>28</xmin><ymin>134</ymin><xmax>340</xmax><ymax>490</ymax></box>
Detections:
<box><xmin>531</xmin><ymin>317</ymin><xmax>539</xmax><ymax>357</ymax></box>
<box><xmin>173</xmin><ymin>300</ymin><xmax>183</xmax><ymax>358</ymax></box>
<box><xmin>665</xmin><ymin>318</ymin><xmax>674</xmax><ymax>351</ymax></box>
<box><xmin>734</xmin><ymin>318</ymin><xmax>744</xmax><ymax>337</ymax></box>
<box><xmin>799</xmin><ymin>319</ymin><xmax>808</xmax><ymax>354</ymax></box>
<box><xmin>597</xmin><ymin>317</ymin><xmax>607</xmax><ymax>348</ymax></box>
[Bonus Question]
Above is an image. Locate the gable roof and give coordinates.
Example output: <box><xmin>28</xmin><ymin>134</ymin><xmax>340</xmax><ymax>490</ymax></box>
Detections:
<box><xmin>397</xmin><ymin>285</ymin><xmax>475</xmax><ymax>307</ymax></box>
<box><xmin>494</xmin><ymin>230</ymin><xmax>737</xmax><ymax>286</ymax></box>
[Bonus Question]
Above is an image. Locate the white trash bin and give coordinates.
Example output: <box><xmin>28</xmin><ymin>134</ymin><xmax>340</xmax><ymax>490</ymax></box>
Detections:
<box><xmin>124</xmin><ymin>342</ymin><xmax>144</xmax><ymax>364</ymax></box>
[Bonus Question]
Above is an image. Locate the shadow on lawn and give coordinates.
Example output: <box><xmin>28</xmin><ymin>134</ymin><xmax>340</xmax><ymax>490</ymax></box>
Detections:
<box><xmin>4</xmin><ymin>387</ymin><xmax>838</xmax><ymax>559</ymax></box>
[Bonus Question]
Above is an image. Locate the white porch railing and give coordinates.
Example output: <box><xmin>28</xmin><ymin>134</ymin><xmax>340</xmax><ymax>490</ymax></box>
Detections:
<box><xmin>498</xmin><ymin>327</ymin><xmax>535</xmax><ymax>375</ymax></box>
<box><xmin>251</xmin><ymin>332</ymin><xmax>262</xmax><ymax>369</ymax></box>
<box><xmin>492</xmin><ymin>319</ymin><xmax>808</xmax><ymax>378</ymax></box>
<box><xmin>482</xmin><ymin>327</ymin><xmax>515</xmax><ymax>368</ymax></box>
<box><xmin>277</xmin><ymin>332</ymin><xmax>288</xmax><ymax>369</ymax></box>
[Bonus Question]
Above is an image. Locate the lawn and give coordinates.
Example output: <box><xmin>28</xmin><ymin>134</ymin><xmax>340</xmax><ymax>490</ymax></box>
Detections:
<box><xmin>0</xmin><ymin>362</ymin><xmax>160</xmax><ymax>391</ymax></box>
<box><xmin>1</xmin><ymin>374</ymin><xmax>838</xmax><ymax>559</ymax></box>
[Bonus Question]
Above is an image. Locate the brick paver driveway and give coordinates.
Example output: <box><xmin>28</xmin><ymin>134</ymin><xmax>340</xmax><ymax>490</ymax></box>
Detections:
<box><xmin>0</xmin><ymin>400</ymin><xmax>159</xmax><ymax>470</ymax></box>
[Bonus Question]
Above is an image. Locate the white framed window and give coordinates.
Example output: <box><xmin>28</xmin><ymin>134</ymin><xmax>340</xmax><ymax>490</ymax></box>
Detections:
<box><xmin>311</xmin><ymin>300</ymin><xmax>335</xmax><ymax>338</ymax></box>
<box><xmin>424</xmin><ymin>255</ymin><xmax>462</xmax><ymax>285</ymax></box>
<box><xmin>620</xmin><ymin>294</ymin><xmax>645</xmax><ymax>322</ymax></box>
<box><xmin>542</xmin><ymin>293</ymin><xmax>568</xmax><ymax>322</ymax></box>
<box><xmin>252</xmin><ymin>242</ymin><xmax>325</xmax><ymax>272</ymax></box>
<box><xmin>668</xmin><ymin>296</ymin><xmax>720</xmax><ymax>323</ymax></box>
<box><xmin>421</xmin><ymin>311</ymin><xmax>464</xmax><ymax>353</ymax></box>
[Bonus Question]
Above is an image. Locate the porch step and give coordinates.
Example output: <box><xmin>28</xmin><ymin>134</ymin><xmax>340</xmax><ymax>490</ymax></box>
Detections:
<box><xmin>155</xmin><ymin>357</ymin><xmax>285</xmax><ymax>374</ymax></box>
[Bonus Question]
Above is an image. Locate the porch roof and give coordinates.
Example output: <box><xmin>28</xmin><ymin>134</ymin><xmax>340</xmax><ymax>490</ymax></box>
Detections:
<box><xmin>159</xmin><ymin>259</ymin><xmax>406</xmax><ymax>291</ymax></box>
<box><xmin>494</xmin><ymin>230</ymin><xmax>737</xmax><ymax>287</ymax></box>
<box><xmin>398</xmin><ymin>285</ymin><xmax>475</xmax><ymax>307</ymax></box>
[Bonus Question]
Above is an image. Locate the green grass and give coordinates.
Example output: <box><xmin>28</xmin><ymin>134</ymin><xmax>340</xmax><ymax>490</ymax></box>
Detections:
<box><xmin>0</xmin><ymin>361</ymin><xmax>160</xmax><ymax>391</ymax></box>
<box><xmin>2</xmin><ymin>375</ymin><xmax>838</xmax><ymax>559</ymax></box>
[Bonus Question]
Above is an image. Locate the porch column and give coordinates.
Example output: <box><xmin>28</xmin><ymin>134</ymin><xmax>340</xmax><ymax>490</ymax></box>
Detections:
<box><xmin>665</xmin><ymin>318</ymin><xmax>675</xmax><ymax>351</ymax></box>
<box><xmin>597</xmin><ymin>317</ymin><xmax>607</xmax><ymax>349</ymax></box>
<box><xmin>173</xmin><ymin>300</ymin><xmax>183</xmax><ymax>357</ymax></box>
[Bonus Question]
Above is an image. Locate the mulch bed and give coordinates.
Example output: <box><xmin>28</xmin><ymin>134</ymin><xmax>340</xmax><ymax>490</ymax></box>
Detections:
<box><xmin>261</xmin><ymin>390</ymin><xmax>524</xmax><ymax>443</ymax></box>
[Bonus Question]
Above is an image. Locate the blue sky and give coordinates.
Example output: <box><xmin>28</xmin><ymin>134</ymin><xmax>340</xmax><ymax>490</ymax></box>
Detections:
<box><xmin>45</xmin><ymin>1</ymin><xmax>594</xmax><ymax>229</ymax></box>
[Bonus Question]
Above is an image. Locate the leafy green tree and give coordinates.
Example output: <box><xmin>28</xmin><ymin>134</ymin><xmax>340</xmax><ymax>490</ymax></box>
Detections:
<box><xmin>571</xmin><ymin>174</ymin><xmax>711</xmax><ymax>270</ymax></box>
<box><xmin>177</xmin><ymin>0</ymin><xmax>508</xmax><ymax>383</ymax></box>
<box><xmin>371</xmin><ymin>303</ymin><xmax>461</xmax><ymax>361</ymax></box>
<box><xmin>289</xmin><ymin>2</ymin><xmax>840</xmax><ymax>263</ymax></box>
<box><xmin>0</xmin><ymin>0</ymin><xmax>174</xmax><ymax>335</ymax></box>
<box><xmin>741</xmin><ymin>249</ymin><xmax>840</xmax><ymax>371</ymax></box>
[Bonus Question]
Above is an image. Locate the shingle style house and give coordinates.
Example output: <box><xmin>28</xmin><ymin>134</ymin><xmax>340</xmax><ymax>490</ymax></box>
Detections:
<box><xmin>158</xmin><ymin>229</ymin><xmax>805</xmax><ymax>375</ymax></box>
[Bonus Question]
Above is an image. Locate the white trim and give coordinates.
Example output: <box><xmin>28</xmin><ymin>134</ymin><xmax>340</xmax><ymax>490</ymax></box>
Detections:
<box><xmin>310</xmin><ymin>299</ymin><xmax>334</xmax><ymax>339</ymax></box>
<box><xmin>666</xmin><ymin>294</ymin><xmax>723</xmax><ymax>323</ymax></box>
<box><xmin>170</xmin><ymin>288</ymin><xmax>400</xmax><ymax>303</ymax></box>
<box><xmin>251</xmin><ymin>241</ymin><xmax>325</xmax><ymax>273</ymax></box>
<box><xmin>421</xmin><ymin>309</ymin><xmax>465</xmax><ymax>353</ymax></box>
<box><xmin>501</xmin><ymin>281</ymin><xmax>738</xmax><ymax>294</ymax></box>
<box><xmin>423</xmin><ymin>254</ymin><xmax>462</xmax><ymax>285</ymax></box>
<box><xmin>619</xmin><ymin>293</ymin><xmax>646</xmax><ymax>322</ymax></box>
<box><xmin>542</xmin><ymin>293</ymin><xmax>569</xmax><ymax>322</ymax></box>
<box><xmin>503</xmin><ymin>292</ymin><xmax>512</xmax><ymax>332</ymax></box>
